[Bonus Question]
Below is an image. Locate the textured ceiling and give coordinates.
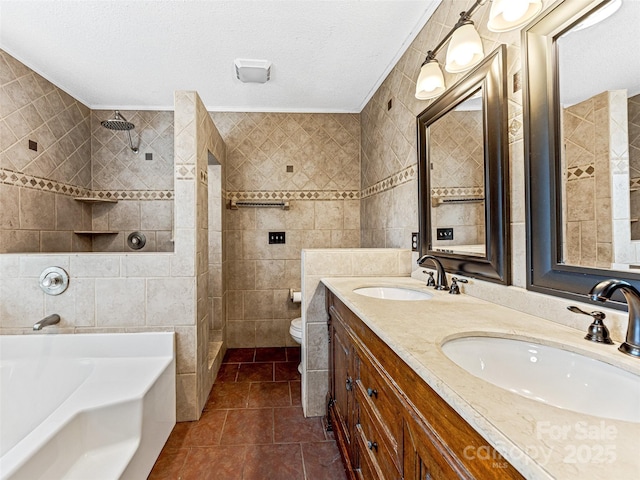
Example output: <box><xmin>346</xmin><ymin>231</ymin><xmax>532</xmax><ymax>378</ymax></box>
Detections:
<box><xmin>0</xmin><ymin>0</ymin><xmax>442</xmax><ymax>113</ymax></box>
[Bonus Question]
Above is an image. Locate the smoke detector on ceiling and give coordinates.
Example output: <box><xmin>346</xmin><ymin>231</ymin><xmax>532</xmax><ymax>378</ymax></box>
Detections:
<box><xmin>234</xmin><ymin>59</ymin><xmax>271</xmax><ymax>83</ymax></box>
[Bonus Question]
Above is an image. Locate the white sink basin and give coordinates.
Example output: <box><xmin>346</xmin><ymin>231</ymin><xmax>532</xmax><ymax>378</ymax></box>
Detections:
<box><xmin>353</xmin><ymin>286</ymin><xmax>433</xmax><ymax>301</ymax></box>
<box><xmin>442</xmin><ymin>336</ymin><xmax>640</xmax><ymax>423</ymax></box>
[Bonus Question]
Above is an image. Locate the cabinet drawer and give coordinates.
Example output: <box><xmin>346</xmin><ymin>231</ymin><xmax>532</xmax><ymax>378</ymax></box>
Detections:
<box><xmin>355</xmin><ymin>423</ymin><xmax>385</xmax><ymax>480</ymax></box>
<box><xmin>357</xmin><ymin>392</ymin><xmax>402</xmax><ymax>480</ymax></box>
<box><xmin>357</xmin><ymin>349</ymin><xmax>403</xmax><ymax>455</ymax></box>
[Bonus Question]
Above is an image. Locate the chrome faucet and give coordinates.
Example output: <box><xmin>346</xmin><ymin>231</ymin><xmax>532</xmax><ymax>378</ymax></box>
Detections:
<box><xmin>589</xmin><ymin>279</ymin><xmax>640</xmax><ymax>358</ymax></box>
<box><xmin>417</xmin><ymin>255</ymin><xmax>448</xmax><ymax>290</ymax></box>
<box><xmin>33</xmin><ymin>314</ymin><xmax>61</xmax><ymax>331</ymax></box>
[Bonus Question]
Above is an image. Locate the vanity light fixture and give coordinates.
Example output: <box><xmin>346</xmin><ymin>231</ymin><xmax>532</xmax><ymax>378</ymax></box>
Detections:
<box><xmin>487</xmin><ymin>0</ymin><xmax>542</xmax><ymax>33</ymax></box>
<box><xmin>415</xmin><ymin>58</ymin><xmax>446</xmax><ymax>100</ymax></box>
<box><xmin>445</xmin><ymin>21</ymin><xmax>484</xmax><ymax>73</ymax></box>
<box><xmin>415</xmin><ymin>0</ymin><xmax>541</xmax><ymax>100</ymax></box>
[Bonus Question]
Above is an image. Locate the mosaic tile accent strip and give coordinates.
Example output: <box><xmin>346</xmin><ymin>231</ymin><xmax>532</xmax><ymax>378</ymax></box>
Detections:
<box><xmin>567</xmin><ymin>164</ymin><xmax>595</xmax><ymax>181</ymax></box>
<box><xmin>0</xmin><ymin>169</ymin><xmax>173</xmax><ymax>200</ymax></box>
<box><xmin>176</xmin><ymin>165</ymin><xmax>196</xmax><ymax>180</ymax></box>
<box><xmin>0</xmin><ymin>168</ymin><xmax>90</xmax><ymax>196</ymax></box>
<box><xmin>226</xmin><ymin>190</ymin><xmax>359</xmax><ymax>201</ymax></box>
<box><xmin>431</xmin><ymin>186</ymin><xmax>484</xmax><ymax>198</ymax></box>
<box><xmin>90</xmin><ymin>190</ymin><xmax>173</xmax><ymax>200</ymax></box>
<box><xmin>360</xmin><ymin>165</ymin><xmax>416</xmax><ymax>199</ymax></box>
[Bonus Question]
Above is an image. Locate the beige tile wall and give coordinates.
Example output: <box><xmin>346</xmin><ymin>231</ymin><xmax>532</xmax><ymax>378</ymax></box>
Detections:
<box><xmin>212</xmin><ymin>112</ymin><xmax>361</xmax><ymax>348</ymax></box>
<box><xmin>301</xmin><ymin>248</ymin><xmax>412</xmax><ymax>417</ymax></box>
<box><xmin>210</xmin><ymin>112</ymin><xmax>360</xmax><ymax>192</ymax></box>
<box><xmin>628</xmin><ymin>94</ymin><xmax>640</xmax><ymax>240</ymax></box>
<box><xmin>91</xmin><ymin>110</ymin><xmax>174</xmax><ymax>191</ymax></box>
<box><xmin>1</xmin><ymin>49</ymin><xmax>91</xmax><ymax>187</ymax></box>
<box><xmin>563</xmin><ymin>92</ymin><xmax>613</xmax><ymax>267</ymax></box>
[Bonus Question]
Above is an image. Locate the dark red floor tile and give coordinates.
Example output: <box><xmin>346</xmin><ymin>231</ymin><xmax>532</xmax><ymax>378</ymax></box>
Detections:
<box><xmin>286</xmin><ymin>347</ymin><xmax>301</xmax><ymax>362</ymax></box>
<box><xmin>179</xmin><ymin>446</ymin><xmax>246</xmax><ymax>480</ymax></box>
<box><xmin>290</xmin><ymin>381</ymin><xmax>301</xmax><ymax>406</ymax></box>
<box><xmin>275</xmin><ymin>361</ymin><xmax>300</xmax><ymax>381</ymax></box>
<box><xmin>220</xmin><ymin>408</ymin><xmax>274</xmax><ymax>445</ymax></box>
<box><xmin>161</xmin><ymin>422</ymin><xmax>192</xmax><ymax>452</ymax></box>
<box><xmin>224</xmin><ymin>348</ymin><xmax>255</xmax><ymax>363</ymax></box>
<box><xmin>148</xmin><ymin>447</ymin><xmax>188</xmax><ymax>479</ymax></box>
<box><xmin>216</xmin><ymin>363</ymin><xmax>239</xmax><ymax>382</ymax></box>
<box><xmin>255</xmin><ymin>346</ymin><xmax>287</xmax><ymax>362</ymax></box>
<box><xmin>181</xmin><ymin>409</ymin><xmax>227</xmax><ymax>446</ymax></box>
<box><xmin>237</xmin><ymin>362</ymin><xmax>274</xmax><ymax>382</ymax></box>
<box><xmin>243</xmin><ymin>444</ymin><xmax>304</xmax><ymax>480</ymax></box>
<box><xmin>205</xmin><ymin>381</ymin><xmax>250</xmax><ymax>409</ymax></box>
<box><xmin>274</xmin><ymin>406</ymin><xmax>326</xmax><ymax>443</ymax></box>
<box><xmin>302</xmin><ymin>441</ymin><xmax>348</xmax><ymax>480</ymax></box>
<box><xmin>248</xmin><ymin>382</ymin><xmax>291</xmax><ymax>408</ymax></box>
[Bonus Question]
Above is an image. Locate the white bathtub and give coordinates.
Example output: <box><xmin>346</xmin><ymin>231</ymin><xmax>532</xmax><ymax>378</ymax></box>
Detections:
<box><xmin>0</xmin><ymin>332</ymin><xmax>176</xmax><ymax>480</ymax></box>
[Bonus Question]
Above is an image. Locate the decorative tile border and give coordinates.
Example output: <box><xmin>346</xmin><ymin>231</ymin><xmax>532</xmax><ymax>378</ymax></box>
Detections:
<box><xmin>176</xmin><ymin>165</ymin><xmax>196</xmax><ymax>180</ymax></box>
<box><xmin>631</xmin><ymin>177</ymin><xmax>640</xmax><ymax>189</ymax></box>
<box><xmin>431</xmin><ymin>186</ymin><xmax>484</xmax><ymax>198</ymax></box>
<box><xmin>0</xmin><ymin>168</ymin><xmax>90</xmax><ymax>197</ymax></box>
<box><xmin>361</xmin><ymin>165</ymin><xmax>416</xmax><ymax>199</ymax></box>
<box><xmin>91</xmin><ymin>190</ymin><xmax>174</xmax><ymax>200</ymax></box>
<box><xmin>226</xmin><ymin>190</ymin><xmax>359</xmax><ymax>201</ymax></box>
<box><xmin>0</xmin><ymin>168</ymin><xmax>173</xmax><ymax>200</ymax></box>
<box><xmin>567</xmin><ymin>164</ymin><xmax>594</xmax><ymax>181</ymax></box>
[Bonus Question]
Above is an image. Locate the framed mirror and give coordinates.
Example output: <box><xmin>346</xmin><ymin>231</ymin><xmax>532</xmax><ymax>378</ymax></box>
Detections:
<box><xmin>524</xmin><ymin>0</ymin><xmax>640</xmax><ymax>307</ymax></box>
<box><xmin>417</xmin><ymin>45</ymin><xmax>510</xmax><ymax>284</ymax></box>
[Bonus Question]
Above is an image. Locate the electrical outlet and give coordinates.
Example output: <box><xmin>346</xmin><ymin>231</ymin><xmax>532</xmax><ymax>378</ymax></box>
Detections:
<box><xmin>268</xmin><ymin>232</ymin><xmax>286</xmax><ymax>244</ymax></box>
<box><xmin>436</xmin><ymin>228</ymin><xmax>454</xmax><ymax>241</ymax></box>
<box><xmin>411</xmin><ymin>232</ymin><xmax>419</xmax><ymax>252</ymax></box>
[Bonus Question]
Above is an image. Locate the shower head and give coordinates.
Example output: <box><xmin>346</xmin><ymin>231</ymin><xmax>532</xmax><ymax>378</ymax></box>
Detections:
<box><xmin>101</xmin><ymin>111</ymin><xmax>138</xmax><ymax>153</ymax></box>
<box><xmin>101</xmin><ymin>110</ymin><xmax>135</xmax><ymax>131</ymax></box>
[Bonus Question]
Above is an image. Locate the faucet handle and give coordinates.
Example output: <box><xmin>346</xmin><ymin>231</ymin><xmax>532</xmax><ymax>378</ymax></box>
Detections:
<box><xmin>449</xmin><ymin>277</ymin><xmax>468</xmax><ymax>295</ymax></box>
<box><xmin>567</xmin><ymin>306</ymin><xmax>614</xmax><ymax>345</ymax></box>
<box><xmin>423</xmin><ymin>270</ymin><xmax>435</xmax><ymax>287</ymax></box>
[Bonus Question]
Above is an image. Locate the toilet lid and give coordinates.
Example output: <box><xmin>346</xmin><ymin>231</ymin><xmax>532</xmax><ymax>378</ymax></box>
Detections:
<box><xmin>291</xmin><ymin>317</ymin><xmax>302</xmax><ymax>332</ymax></box>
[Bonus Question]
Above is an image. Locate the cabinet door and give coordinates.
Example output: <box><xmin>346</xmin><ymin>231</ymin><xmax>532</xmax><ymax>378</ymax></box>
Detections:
<box><xmin>329</xmin><ymin>306</ymin><xmax>357</xmax><ymax>469</ymax></box>
<box><xmin>403</xmin><ymin>415</ymin><xmax>471</xmax><ymax>480</ymax></box>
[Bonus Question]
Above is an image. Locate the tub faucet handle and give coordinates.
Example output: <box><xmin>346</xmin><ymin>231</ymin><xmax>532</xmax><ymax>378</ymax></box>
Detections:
<box><xmin>567</xmin><ymin>306</ymin><xmax>614</xmax><ymax>345</ymax></box>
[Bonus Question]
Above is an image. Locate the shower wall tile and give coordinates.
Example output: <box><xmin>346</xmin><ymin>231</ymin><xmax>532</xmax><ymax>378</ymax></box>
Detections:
<box><xmin>0</xmin><ymin>50</ymin><xmax>91</xmax><ymax>189</ymax></box>
<box><xmin>91</xmin><ymin>110</ymin><xmax>174</xmax><ymax>191</ymax></box>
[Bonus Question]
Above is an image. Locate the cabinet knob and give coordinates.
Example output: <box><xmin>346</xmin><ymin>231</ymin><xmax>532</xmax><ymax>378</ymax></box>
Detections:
<box><xmin>345</xmin><ymin>377</ymin><xmax>353</xmax><ymax>391</ymax></box>
<box><xmin>366</xmin><ymin>387</ymin><xmax>378</xmax><ymax>398</ymax></box>
<box><xmin>367</xmin><ymin>440</ymin><xmax>378</xmax><ymax>451</ymax></box>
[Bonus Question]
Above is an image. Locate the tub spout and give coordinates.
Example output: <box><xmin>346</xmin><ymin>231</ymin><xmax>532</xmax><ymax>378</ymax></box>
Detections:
<box><xmin>589</xmin><ymin>279</ymin><xmax>640</xmax><ymax>358</ymax></box>
<box><xmin>33</xmin><ymin>314</ymin><xmax>61</xmax><ymax>331</ymax></box>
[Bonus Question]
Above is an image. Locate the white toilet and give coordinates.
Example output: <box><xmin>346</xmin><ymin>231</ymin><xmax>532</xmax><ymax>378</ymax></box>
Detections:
<box><xmin>289</xmin><ymin>317</ymin><xmax>303</xmax><ymax>374</ymax></box>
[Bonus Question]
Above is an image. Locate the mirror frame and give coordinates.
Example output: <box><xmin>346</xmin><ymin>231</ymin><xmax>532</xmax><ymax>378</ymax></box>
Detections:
<box><xmin>417</xmin><ymin>45</ymin><xmax>510</xmax><ymax>285</ymax></box>
<box><xmin>523</xmin><ymin>0</ymin><xmax>638</xmax><ymax>308</ymax></box>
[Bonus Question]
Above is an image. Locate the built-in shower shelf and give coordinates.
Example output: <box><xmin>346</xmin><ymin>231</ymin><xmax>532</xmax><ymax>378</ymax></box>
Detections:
<box><xmin>631</xmin><ymin>218</ymin><xmax>639</xmax><ymax>223</ymax></box>
<box><xmin>74</xmin><ymin>197</ymin><xmax>118</xmax><ymax>204</ymax></box>
<box><xmin>73</xmin><ymin>231</ymin><xmax>119</xmax><ymax>235</ymax></box>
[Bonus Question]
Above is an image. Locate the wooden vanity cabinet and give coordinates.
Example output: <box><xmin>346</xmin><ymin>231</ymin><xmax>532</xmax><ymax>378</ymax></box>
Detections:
<box><xmin>326</xmin><ymin>289</ymin><xmax>524</xmax><ymax>480</ymax></box>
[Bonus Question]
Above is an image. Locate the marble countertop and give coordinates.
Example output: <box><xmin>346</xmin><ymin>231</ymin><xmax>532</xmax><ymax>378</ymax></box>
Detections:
<box><xmin>321</xmin><ymin>276</ymin><xmax>640</xmax><ymax>480</ymax></box>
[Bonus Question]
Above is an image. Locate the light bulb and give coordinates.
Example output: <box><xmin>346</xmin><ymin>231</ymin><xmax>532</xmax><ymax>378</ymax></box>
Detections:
<box><xmin>452</xmin><ymin>47</ymin><xmax>474</xmax><ymax>67</ymax></box>
<box><xmin>502</xmin><ymin>0</ymin><xmax>529</xmax><ymax>23</ymax></box>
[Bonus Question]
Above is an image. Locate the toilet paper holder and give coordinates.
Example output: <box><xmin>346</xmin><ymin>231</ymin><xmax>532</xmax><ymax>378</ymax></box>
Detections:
<box><xmin>289</xmin><ymin>288</ymin><xmax>302</xmax><ymax>303</ymax></box>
